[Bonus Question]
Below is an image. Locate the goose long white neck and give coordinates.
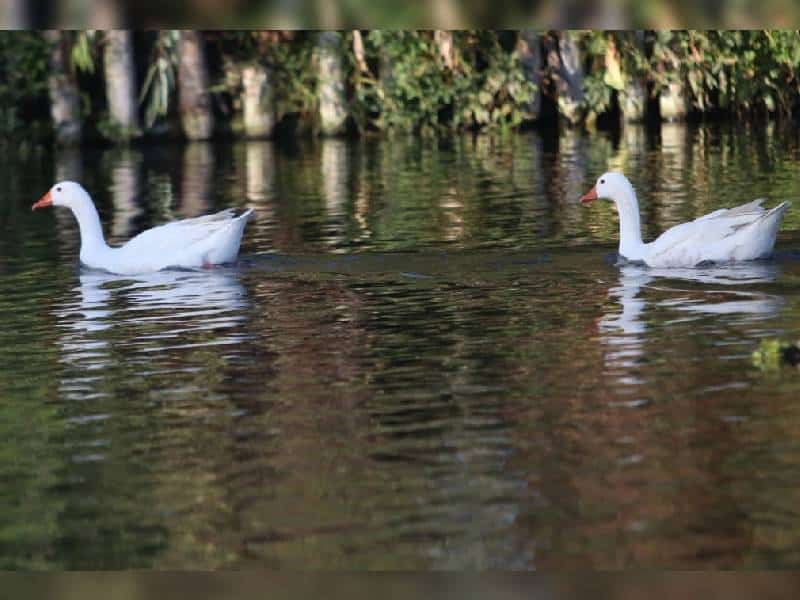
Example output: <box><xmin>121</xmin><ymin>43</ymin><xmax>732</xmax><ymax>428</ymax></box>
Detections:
<box><xmin>613</xmin><ymin>182</ymin><xmax>644</xmax><ymax>259</ymax></box>
<box><xmin>70</xmin><ymin>197</ymin><xmax>109</xmax><ymax>258</ymax></box>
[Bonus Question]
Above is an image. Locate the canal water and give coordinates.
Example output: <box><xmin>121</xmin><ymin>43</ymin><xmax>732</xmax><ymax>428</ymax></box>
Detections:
<box><xmin>2</xmin><ymin>123</ymin><xmax>800</xmax><ymax>568</ymax></box>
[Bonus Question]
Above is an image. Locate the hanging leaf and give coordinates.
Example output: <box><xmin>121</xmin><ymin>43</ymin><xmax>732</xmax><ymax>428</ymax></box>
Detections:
<box><xmin>71</xmin><ymin>31</ymin><xmax>96</xmax><ymax>74</ymax></box>
<box><xmin>603</xmin><ymin>37</ymin><xmax>624</xmax><ymax>91</ymax></box>
<box><xmin>139</xmin><ymin>31</ymin><xmax>179</xmax><ymax>128</ymax></box>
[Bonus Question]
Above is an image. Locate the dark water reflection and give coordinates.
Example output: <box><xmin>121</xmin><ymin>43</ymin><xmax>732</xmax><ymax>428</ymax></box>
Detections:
<box><xmin>2</xmin><ymin>125</ymin><xmax>800</xmax><ymax>569</ymax></box>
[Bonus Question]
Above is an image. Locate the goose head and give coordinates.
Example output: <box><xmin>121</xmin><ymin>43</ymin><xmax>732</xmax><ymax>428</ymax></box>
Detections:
<box><xmin>32</xmin><ymin>181</ymin><xmax>92</xmax><ymax>212</ymax></box>
<box><xmin>580</xmin><ymin>172</ymin><xmax>635</xmax><ymax>205</ymax></box>
<box><xmin>32</xmin><ymin>181</ymin><xmax>107</xmax><ymax>254</ymax></box>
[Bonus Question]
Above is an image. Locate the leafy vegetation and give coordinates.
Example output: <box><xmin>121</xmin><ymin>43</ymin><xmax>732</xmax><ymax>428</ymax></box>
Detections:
<box><xmin>752</xmin><ymin>339</ymin><xmax>800</xmax><ymax>371</ymax></box>
<box><xmin>1</xmin><ymin>30</ymin><xmax>800</xmax><ymax>141</ymax></box>
<box><xmin>0</xmin><ymin>32</ymin><xmax>50</xmax><ymax>135</ymax></box>
<box><xmin>139</xmin><ymin>31</ymin><xmax>180</xmax><ymax>128</ymax></box>
<box><xmin>648</xmin><ymin>30</ymin><xmax>800</xmax><ymax>115</ymax></box>
<box><xmin>579</xmin><ymin>30</ymin><xmax>800</xmax><ymax>121</ymax></box>
<box><xmin>349</xmin><ymin>31</ymin><xmax>538</xmax><ymax>134</ymax></box>
<box><xmin>71</xmin><ymin>31</ymin><xmax>97</xmax><ymax>75</ymax></box>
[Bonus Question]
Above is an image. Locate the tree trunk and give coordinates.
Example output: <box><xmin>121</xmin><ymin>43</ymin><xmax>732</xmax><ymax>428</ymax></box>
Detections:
<box><xmin>316</xmin><ymin>32</ymin><xmax>347</xmax><ymax>136</ymax></box>
<box><xmin>178</xmin><ymin>31</ymin><xmax>214</xmax><ymax>141</ymax></box>
<box><xmin>351</xmin><ymin>30</ymin><xmax>369</xmax><ymax>74</ymax></box>
<box><xmin>619</xmin><ymin>32</ymin><xmax>647</xmax><ymax>124</ymax></box>
<box><xmin>377</xmin><ymin>45</ymin><xmax>395</xmax><ymax>132</ymax></box>
<box><xmin>241</xmin><ymin>63</ymin><xmax>275</xmax><ymax>139</ymax></box>
<box><xmin>555</xmin><ymin>31</ymin><xmax>584</xmax><ymax>126</ymax></box>
<box><xmin>621</xmin><ymin>80</ymin><xmax>647</xmax><ymax>123</ymax></box>
<box><xmin>44</xmin><ymin>31</ymin><xmax>82</xmax><ymax>146</ymax></box>
<box><xmin>103</xmin><ymin>30</ymin><xmax>140</xmax><ymax>141</ymax></box>
<box><xmin>434</xmin><ymin>30</ymin><xmax>455</xmax><ymax>70</ymax></box>
<box><xmin>659</xmin><ymin>81</ymin><xmax>687</xmax><ymax>121</ymax></box>
<box><xmin>516</xmin><ymin>30</ymin><xmax>542</xmax><ymax>121</ymax></box>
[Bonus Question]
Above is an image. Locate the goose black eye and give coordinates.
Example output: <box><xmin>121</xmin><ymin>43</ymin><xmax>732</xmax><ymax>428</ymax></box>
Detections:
<box><xmin>600</xmin><ymin>179</ymin><xmax>605</xmax><ymax>184</ymax></box>
<box><xmin>56</xmin><ymin>186</ymin><xmax>62</xmax><ymax>192</ymax></box>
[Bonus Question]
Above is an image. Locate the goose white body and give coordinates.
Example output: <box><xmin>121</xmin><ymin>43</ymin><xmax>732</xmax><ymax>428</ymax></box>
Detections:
<box><xmin>581</xmin><ymin>172</ymin><xmax>790</xmax><ymax>268</ymax></box>
<box><xmin>33</xmin><ymin>181</ymin><xmax>253</xmax><ymax>275</ymax></box>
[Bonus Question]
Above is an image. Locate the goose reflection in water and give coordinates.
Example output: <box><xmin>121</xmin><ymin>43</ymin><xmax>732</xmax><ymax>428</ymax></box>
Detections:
<box><xmin>602</xmin><ymin>262</ymin><xmax>784</xmax><ymax>334</ymax></box>
<box><xmin>600</xmin><ymin>262</ymin><xmax>785</xmax><ymax>381</ymax></box>
<box><xmin>56</xmin><ymin>268</ymin><xmax>250</xmax><ymax>385</ymax></box>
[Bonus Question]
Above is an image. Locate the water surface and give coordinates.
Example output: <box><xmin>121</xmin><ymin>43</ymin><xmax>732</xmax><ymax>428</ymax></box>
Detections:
<box><xmin>2</xmin><ymin>124</ymin><xmax>800</xmax><ymax>569</ymax></box>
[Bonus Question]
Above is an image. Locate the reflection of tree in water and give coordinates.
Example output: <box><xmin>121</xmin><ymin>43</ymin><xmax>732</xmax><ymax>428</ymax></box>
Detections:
<box><xmin>0</xmin><ymin>268</ymin><xmax>71</xmax><ymax>568</ymax></box>
<box><xmin>243</xmin><ymin>140</ymin><xmax>276</xmax><ymax>252</ymax></box>
<box><xmin>224</xmin><ymin>273</ymin><xmax>376</xmax><ymax>567</ymax></box>
<box><xmin>209</xmin><ymin>261</ymin><xmax>548</xmax><ymax>568</ymax></box>
<box><xmin>53</xmin><ymin>147</ymin><xmax>83</xmax><ymax>261</ymax></box>
<box><xmin>232</xmin><ymin>255</ymin><xmax>786</xmax><ymax>568</ymax></box>
<box><xmin>320</xmin><ymin>138</ymin><xmax>350</xmax><ymax>250</ymax></box>
<box><xmin>518</xmin><ymin>262</ymin><xmax>784</xmax><ymax>568</ymax></box>
<box><xmin>179</xmin><ymin>142</ymin><xmax>213</xmax><ymax>217</ymax></box>
<box><xmin>10</xmin><ymin>124</ymin><xmax>800</xmax><ymax>568</ymax></box>
<box><xmin>104</xmin><ymin>148</ymin><xmax>144</xmax><ymax>244</ymax></box>
<box><xmin>349</xmin><ymin>277</ymin><xmax>527</xmax><ymax>567</ymax></box>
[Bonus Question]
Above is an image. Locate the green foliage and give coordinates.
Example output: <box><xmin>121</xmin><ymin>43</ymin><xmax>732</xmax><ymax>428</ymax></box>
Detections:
<box><xmin>601</xmin><ymin>30</ymin><xmax>800</xmax><ymax>117</ymax></box>
<box><xmin>752</xmin><ymin>339</ymin><xmax>800</xmax><ymax>371</ymax></box>
<box><xmin>351</xmin><ymin>31</ymin><xmax>536</xmax><ymax>134</ymax></box>
<box><xmin>452</xmin><ymin>32</ymin><xmax>539</xmax><ymax>131</ymax></box>
<box><xmin>580</xmin><ymin>33</ymin><xmax>614</xmax><ymax>124</ymax></box>
<box><xmin>213</xmin><ymin>32</ymin><xmax>318</xmax><ymax>128</ymax></box>
<box><xmin>580</xmin><ymin>31</ymin><xmax>647</xmax><ymax>123</ymax></box>
<box><xmin>0</xmin><ymin>32</ymin><xmax>50</xmax><ymax>135</ymax></box>
<box><xmin>97</xmin><ymin>118</ymin><xmax>142</xmax><ymax>143</ymax></box>
<box><xmin>139</xmin><ymin>31</ymin><xmax>180</xmax><ymax>129</ymax></box>
<box><xmin>261</xmin><ymin>34</ymin><xmax>317</xmax><ymax>124</ymax></box>
<box><xmin>688</xmin><ymin>30</ymin><xmax>800</xmax><ymax>115</ymax></box>
<box><xmin>355</xmin><ymin>30</ymin><xmax>454</xmax><ymax>133</ymax></box>
<box><xmin>4</xmin><ymin>29</ymin><xmax>800</xmax><ymax>140</ymax></box>
<box><xmin>71</xmin><ymin>31</ymin><xmax>97</xmax><ymax>74</ymax></box>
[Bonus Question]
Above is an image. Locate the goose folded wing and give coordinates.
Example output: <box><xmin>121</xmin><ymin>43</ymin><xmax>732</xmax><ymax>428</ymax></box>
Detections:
<box><xmin>645</xmin><ymin>200</ymin><xmax>771</xmax><ymax>262</ymax></box>
<box><xmin>120</xmin><ymin>209</ymin><xmax>243</xmax><ymax>255</ymax></box>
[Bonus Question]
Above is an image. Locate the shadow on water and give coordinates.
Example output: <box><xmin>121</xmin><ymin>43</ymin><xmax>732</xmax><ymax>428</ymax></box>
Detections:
<box><xmin>3</xmin><ymin>124</ymin><xmax>800</xmax><ymax>569</ymax></box>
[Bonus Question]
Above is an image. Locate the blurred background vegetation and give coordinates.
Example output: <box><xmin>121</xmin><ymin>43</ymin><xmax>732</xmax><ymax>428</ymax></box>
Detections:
<box><xmin>0</xmin><ymin>29</ymin><xmax>799</xmax><ymax>144</ymax></box>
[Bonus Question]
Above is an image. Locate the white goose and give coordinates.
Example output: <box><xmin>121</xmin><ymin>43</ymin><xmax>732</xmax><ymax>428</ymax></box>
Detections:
<box><xmin>581</xmin><ymin>172</ymin><xmax>789</xmax><ymax>267</ymax></box>
<box><xmin>33</xmin><ymin>181</ymin><xmax>253</xmax><ymax>275</ymax></box>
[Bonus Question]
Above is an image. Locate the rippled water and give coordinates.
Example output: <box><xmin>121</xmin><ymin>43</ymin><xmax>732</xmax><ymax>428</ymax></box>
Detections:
<box><xmin>2</xmin><ymin>123</ymin><xmax>800</xmax><ymax>569</ymax></box>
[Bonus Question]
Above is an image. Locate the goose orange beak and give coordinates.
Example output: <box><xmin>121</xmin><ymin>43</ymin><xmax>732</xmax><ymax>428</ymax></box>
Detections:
<box><xmin>32</xmin><ymin>191</ymin><xmax>53</xmax><ymax>211</ymax></box>
<box><xmin>580</xmin><ymin>186</ymin><xmax>598</xmax><ymax>204</ymax></box>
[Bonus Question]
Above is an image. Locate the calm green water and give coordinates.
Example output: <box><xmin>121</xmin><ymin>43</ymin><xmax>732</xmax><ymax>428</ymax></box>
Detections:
<box><xmin>2</xmin><ymin>124</ymin><xmax>800</xmax><ymax>569</ymax></box>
